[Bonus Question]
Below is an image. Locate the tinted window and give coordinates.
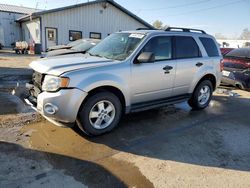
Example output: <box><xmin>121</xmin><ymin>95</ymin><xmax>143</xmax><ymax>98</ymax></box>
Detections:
<box><xmin>142</xmin><ymin>36</ymin><xmax>172</xmax><ymax>61</ymax></box>
<box><xmin>223</xmin><ymin>62</ymin><xmax>234</xmax><ymax>68</ymax></box>
<box><xmin>175</xmin><ymin>36</ymin><xmax>200</xmax><ymax>59</ymax></box>
<box><xmin>200</xmin><ymin>37</ymin><xmax>219</xmax><ymax>57</ymax></box>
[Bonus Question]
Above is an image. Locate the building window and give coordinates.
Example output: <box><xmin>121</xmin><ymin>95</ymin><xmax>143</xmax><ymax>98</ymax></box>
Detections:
<box><xmin>48</xmin><ymin>30</ymin><xmax>55</xmax><ymax>41</ymax></box>
<box><xmin>69</xmin><ymin>30</ymin><xmax>82</xmax><ymax>41</ymax></box>
<box><xmin>90</xmin><ymin>32</ymin><xmax>101</xmax><ymax>39</ymax></box>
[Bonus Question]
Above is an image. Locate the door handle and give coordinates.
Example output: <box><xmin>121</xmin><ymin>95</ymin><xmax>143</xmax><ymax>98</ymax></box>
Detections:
<box><xmin>196</xmin><ymin>62</ymin><xmax>203</xmax><ymax>67</ymax></box>
<box><xmin>163</xmin><ymin>65</ymin><xmax>173</xmax><ymax>74</ymax></box>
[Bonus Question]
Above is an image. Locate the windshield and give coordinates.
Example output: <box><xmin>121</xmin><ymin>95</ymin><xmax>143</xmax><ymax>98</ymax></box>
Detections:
<box><xmin>225</xmin><ymin>48</ymin><xmax>250</xmax><ymax>59</ymax></box>
<box><xmin>71</xmin><ymin>40</ymin><xmax>99</xmax><ymax>51</ymax></box>
<box><xmin>88</xmin><ymin>33</ymin><xmax>145</xmax><ymax>61</ymax></box>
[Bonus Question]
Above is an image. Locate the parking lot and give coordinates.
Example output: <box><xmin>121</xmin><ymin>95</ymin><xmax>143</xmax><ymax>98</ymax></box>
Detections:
<box><xmin>0</xmin><ymin>53</ymin><xmax>250</xmax><ymax>187</ymax></box>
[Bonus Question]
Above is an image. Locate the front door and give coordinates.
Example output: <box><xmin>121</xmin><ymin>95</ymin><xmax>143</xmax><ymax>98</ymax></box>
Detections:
<box><xmin>131</xmin><ymin>36</ymin><xmax>176</xmax><ymax>104</ymax></box>
<box><xmin>46</xmin><ymin>28</ymin><xmax>57</xmax><ymax>49</ymax></box>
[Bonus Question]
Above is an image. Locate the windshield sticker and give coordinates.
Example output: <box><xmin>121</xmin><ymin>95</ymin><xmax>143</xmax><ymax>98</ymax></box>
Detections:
<box><xmin>129</xmin><ymin>34</ymin><xmax>145</xmax><ymax>39</ymax></box>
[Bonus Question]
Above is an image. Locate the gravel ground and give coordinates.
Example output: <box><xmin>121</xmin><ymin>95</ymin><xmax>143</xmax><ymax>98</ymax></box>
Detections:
<box><xmin>0</xmin><ymin>89</ymin><xmax>249</xmax><ymax>188</ymax></box>
<box><xmin>0</xmin><ymin>50</ymin><xmax>39</xmax><ymax>68</ymax></box>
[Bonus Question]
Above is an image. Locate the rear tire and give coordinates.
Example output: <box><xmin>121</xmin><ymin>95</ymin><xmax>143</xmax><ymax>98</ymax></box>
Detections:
<box><xmin>188</xmin><ymin>80</ymin><xmax>213</xmax><ymax>110</ymax></box>
<box><xmin>77</xmin><ymin>92</ymin><xmax>122</xmax><ymax>136</ymax></box>
<box><xmin>235</xmin><ymin>82</ymin><xmax>245</xmax><ymax>90</ymax></box>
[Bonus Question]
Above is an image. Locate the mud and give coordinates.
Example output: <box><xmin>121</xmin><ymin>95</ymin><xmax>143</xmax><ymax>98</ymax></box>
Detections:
<box><xmin>19</xmin><ymin>89</ymin><xmax>250</xmax><ymax>187</ymax></box>
<box><xmin>0</xmin><ymin>81</ymin><xmax>250</xmax><ymax>187</ymax></box>
<box><xmin>21</xmin><ymin>121</ymin><xmax>154</xmax><ymax>187</ymax></box>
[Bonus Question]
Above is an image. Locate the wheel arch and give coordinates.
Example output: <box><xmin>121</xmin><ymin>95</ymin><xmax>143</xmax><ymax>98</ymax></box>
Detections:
<box><xmin>191</xmin><ymin>74</ymin><xmax>217</xmax><ymax>93</ymax></box>
<box><xmin>82</xmin><ymin>85</ymin><xmax>127</xmax><ymax>114</ymax></box>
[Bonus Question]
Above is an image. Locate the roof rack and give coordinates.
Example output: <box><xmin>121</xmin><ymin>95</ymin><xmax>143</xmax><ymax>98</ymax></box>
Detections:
<box><xmin>136</xmin><ymin>28</ymin><xmax>157</xmax><ymax>30</ymax></box>
<box><xmin>165</xmin><ymin>27</ymin><xmax>206</xmax><ymax>34</ymax></box>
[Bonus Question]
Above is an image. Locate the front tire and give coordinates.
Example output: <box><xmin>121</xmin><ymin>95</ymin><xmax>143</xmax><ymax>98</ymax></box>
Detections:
<box><xmin>77</xmin><ymin>92</ymin><xmax>122</xmax><ymax>136</ymax></box>
<box><xmin>188</xmin><ymin>80</ymin><xmax>213</xmax><ymax>110</ymax></box>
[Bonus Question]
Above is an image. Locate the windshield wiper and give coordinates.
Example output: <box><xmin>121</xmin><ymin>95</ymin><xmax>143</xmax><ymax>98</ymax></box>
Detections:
<box><xmin>88</xmin><ymin>52</ymin><xmax>104</xmax><ymax>58</ymax></box>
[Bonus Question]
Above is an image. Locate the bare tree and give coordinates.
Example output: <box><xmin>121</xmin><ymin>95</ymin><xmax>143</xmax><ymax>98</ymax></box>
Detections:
<box><xmin>239</xmin><ymin>28</ymin><xmax>250</xmax><ymax>40</ymax></box>
<box><xmin>152</xmin><ymin>20</ymin><xmax>169</xmax><ymax>30</ymax></box>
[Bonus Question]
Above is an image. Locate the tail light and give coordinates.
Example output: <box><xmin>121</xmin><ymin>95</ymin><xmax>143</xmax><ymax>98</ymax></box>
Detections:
<box><xmin>220</xmin><ymin>59</ymin><xmax>224</xmax><ymax>72</ymax></box>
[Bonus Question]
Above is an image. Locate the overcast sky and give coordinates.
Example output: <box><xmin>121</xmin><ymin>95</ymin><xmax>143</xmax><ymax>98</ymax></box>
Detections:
<box><xmin>1</xmin><ymin>0</ymin><xmax>250</xmax><ymax>38</ymax></box>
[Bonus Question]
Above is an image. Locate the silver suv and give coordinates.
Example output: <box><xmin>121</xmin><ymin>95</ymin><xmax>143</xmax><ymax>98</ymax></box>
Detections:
<box><xmin>26</xmin><ymin>27</ymin><xmax>222</xmax><ymax>136</ymax></box>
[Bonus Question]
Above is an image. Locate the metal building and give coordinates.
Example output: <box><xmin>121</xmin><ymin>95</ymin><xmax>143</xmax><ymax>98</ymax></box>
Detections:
<box><xmin>17</xmin><ymin>0</ymin><xmax>153</xmax><ymax>51</ymax></box>
<box><xmin>0</xmin><ymin>4</ymin><xmax>36</xmax><ymax>47</ymax></box>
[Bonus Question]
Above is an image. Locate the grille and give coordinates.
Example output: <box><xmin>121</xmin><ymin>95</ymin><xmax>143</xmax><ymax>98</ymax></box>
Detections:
<box><xmin>30</xmin><ymin>71</ymin><xmax>43</xmax><ymax>99</ymax></box>
<box><xmin>32</xmin><ymin>71</ymin><xmax>43</xmax><ymax>89</ymax></box>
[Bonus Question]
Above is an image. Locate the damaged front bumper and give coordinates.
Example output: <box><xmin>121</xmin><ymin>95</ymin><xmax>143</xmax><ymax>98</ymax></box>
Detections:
<box><xmin>25</xmin><ymin>85</ymin><xmax>88</xmax><ymax>128</ymax></box>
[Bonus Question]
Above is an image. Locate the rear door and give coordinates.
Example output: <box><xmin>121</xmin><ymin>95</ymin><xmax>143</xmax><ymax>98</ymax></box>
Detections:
<box><xmin>172</xmin><ymin>36</ymin><xmax>203</xmax><ymax>95</ymax></box>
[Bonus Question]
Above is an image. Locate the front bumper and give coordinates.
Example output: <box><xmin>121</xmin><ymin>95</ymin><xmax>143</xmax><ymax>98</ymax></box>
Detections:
<box><xmin>25</xmin><ymin>88</ymin><xmax>88</xmax><ymax>127</ymax></box>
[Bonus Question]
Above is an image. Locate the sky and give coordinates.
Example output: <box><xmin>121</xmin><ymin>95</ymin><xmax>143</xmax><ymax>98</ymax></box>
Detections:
<box><xmin>1</xmin><ymin>0</ymin><xmax>250</xmax><ymax>38</ymax></box>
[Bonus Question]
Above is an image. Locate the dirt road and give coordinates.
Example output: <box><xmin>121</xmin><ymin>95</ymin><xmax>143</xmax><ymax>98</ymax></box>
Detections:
<box><xmin>0</xmin><ymin>50</ymin><xmax>39</xmax><ymax>68</ymax></box>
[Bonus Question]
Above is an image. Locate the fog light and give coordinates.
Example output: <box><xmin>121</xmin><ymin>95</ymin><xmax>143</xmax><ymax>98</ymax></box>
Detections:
<box><xmin>44</xmin><ymin>103</ymin><xmax>58</xmax><ymax>115</ymax></box>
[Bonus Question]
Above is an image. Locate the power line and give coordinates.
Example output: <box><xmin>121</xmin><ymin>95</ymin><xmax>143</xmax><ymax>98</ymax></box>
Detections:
<box><xmin>134</xmin><ymin>0</ymin><xmax>212</xmax><ymax>12</ymax></box>
<box><xmin>165</xmin><ymin>0</ymin><xmax>245</xmax><ymax>17</ymax></box>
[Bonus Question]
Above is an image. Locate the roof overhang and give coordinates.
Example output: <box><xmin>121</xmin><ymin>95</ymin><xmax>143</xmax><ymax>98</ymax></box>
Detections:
<box><xmin>16</xmin><ymin>0</ymin><xmax>153</xmax><ymax>28</ymax></box>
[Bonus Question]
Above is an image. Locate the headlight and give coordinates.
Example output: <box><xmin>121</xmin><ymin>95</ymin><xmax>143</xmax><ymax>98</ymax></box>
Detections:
<box><xmin>42</xmin><ymin>75</ymin><xmax>70</xmax><ymax>92</ymax></box>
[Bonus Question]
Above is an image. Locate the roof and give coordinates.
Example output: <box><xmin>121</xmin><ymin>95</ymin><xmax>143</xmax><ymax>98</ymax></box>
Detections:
<box><xmin>16</xmin><ymin>0</ymin><xmax>153</xmax><ymax>29</ymax></box>
<box><xmin>0</xmin><ymin>3</ymin><xmax>38</xmax><ymax>14</ymax></box>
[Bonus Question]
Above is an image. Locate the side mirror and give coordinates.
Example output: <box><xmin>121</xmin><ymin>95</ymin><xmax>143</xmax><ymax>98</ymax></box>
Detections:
<box><xmin>136</xmin><ymin>52</ymin><xmax>155</xmax><ymax>63</ymax></box>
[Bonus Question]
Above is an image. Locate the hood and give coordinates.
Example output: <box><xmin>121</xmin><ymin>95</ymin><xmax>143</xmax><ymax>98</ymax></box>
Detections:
<box><xmin>47</xmin><ymin>45</ymin><xmax>71</xmax><ymax>51</ymax></box>
<box><xmin>30</xmin><ymin>54</ymin><xmax>118</xmax><ymax>76</ymax></box>
<box><xmin>45</xmin><ymin>49</ymin><xmax>82</xmax><ymax>58</ymax></box>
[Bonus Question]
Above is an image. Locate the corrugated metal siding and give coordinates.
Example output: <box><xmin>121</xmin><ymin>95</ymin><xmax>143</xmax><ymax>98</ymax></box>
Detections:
<box><xmin>0</xmin><ymin>4</ymin><xmax>37</xmax><ymax>14</ymax></box>
<box><xmin>21</xmin><ymin>18</ymin><xmax>40</xmax><ymax>44</ymax></box>
<box><xmin>41</xmin><ymin>3</ymin><xmax>146</xmax><ymax>50</ymax></box>
<box><xmin>0</xmin><ymin>11</ymin><xmax>23</xmax><ymax>47</ymax></box>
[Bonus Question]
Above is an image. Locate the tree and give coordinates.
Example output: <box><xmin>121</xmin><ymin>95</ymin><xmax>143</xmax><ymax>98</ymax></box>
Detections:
<box><xmin>239</xmin><ymin>28</ymin><xmax>250</xmax><ymax>40</ymax></box>
<box><xmin>152</xmin><ymin>20</ymin><xmax>169</xmax><ymax>30</ymax></box>
<box><xmin>153</xmin><ymin>20</ymin><xmax>163</xmax><ymax>29</ymax></box>
<box><xmin>243</xmin><ymin>42</ymin><xmax>250</xmax><ymax>47</ymax></box>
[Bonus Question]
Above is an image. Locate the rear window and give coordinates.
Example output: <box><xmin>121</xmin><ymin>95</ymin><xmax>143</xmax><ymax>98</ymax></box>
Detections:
<box><xmin>200</xmin><ymin>37</ymin><xmax>219</xmax><ymax>57</ymax></box>
<box><xmin>175</xmin><ymin>36</ymin><xmax>200</xmax><ymax>59</ymax></box>
<box><xmin>224</xmin><ymin>62</ymin><xmax>247</xmax><ymax>69</ymax></box>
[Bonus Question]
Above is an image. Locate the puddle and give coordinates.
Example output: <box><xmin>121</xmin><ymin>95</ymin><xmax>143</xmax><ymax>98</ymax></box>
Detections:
<box><xmin>21</xmin><ymin>121</ymin><xmax>153</xmax><ymax>187</ymax></box>
<box><xmin>216</xmin><ymin>88</ymin><xmax>240</xmax><ymax>97</ymax></box>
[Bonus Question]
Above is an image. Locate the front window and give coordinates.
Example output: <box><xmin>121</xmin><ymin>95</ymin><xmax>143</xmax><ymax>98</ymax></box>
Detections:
<box><xmin>141</xmin><ymin>36</ymin><xmax>172</xmax><ymax>61</ymax></box>
<box><xmin>88</xmin><ymin>33</ymin><xmax>145</xmax><ymax>61</ymax></box>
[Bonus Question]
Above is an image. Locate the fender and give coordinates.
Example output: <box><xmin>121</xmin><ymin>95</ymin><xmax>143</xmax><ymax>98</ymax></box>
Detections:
<box><xmin>189</xmin><ymin>65</ymin><xmax>216</xmax><ymax>93</ymax></box>
<box><xmin>76</xmin><ymin>73</ymin><xmax>131</xmax><ymax>106</ymax></box>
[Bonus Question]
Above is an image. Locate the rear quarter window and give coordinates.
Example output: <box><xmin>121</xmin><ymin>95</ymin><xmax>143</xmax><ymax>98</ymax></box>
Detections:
<box><xmin>200</xmin><ymin>37</ymin><xmax>220</xmax><ymax>57</ymax></box>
